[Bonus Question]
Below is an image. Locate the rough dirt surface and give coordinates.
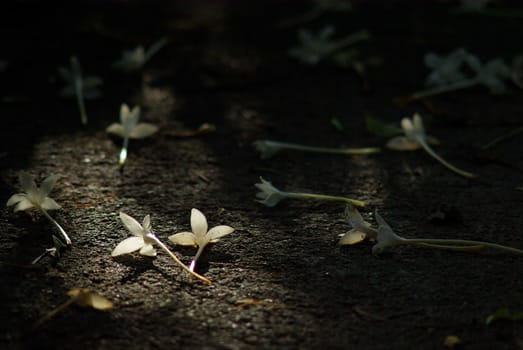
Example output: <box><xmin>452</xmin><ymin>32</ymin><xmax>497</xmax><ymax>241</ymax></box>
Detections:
<box><xmin>1</xmin><ymin>1</ymin><xmax>523</xmax><ymax>349</ymax></box>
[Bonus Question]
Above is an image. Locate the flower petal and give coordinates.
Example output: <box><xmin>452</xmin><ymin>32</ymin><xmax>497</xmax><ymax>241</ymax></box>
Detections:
<box><xmin>40</xmin><ymin>174</ymin><xmax>60</xmax><ymax>197</ymax></box>
<box><xmin>14</xmin><ymin>198</ymin><xmax>34</xmax><ymax>212</ymax></box>
<box><xmin>41</xmin><ymin>197</ymin><xmax>61</xmax><ymax>210</ymax></box>
<box><xmin>142</xmin><ymin>215</ymin><xmax>152</xmax><ymax>232</ymax></box>
<box><xmin>139</xmin><ymin>243</ymin><xmax>156</xmax><ymax>257</ymax></box>
<box><xmin>119</xmin><ymin>212</ymin><xmax>145</xmax><ymax>237</ymax></box>
<box><xmin>106</xmin><ymin>123</ymin><xmax>125</xmax><ymax>138</ymax></box>
<box><xmin>19</xmin><ymin>171</ymin><xmax>38</xmax><ymax>198</ymax></box>
<box><xmin>207</xmin><ymin>225</ymin><xmax>234</xmax><ymax>242</ymax></box>
<box><xmin>190</xmin><ymin>208</ymin><xmax>208</xmax><ymax>239</ymax></box>
<box><xmin>6</xmin><ymin>193</ymin><xmax>25</xmax><ymax>207</ymax></box>
<box><xmin>386</xmin><ymin>136</ymin><xmax>421</xmax><ymax>151</ymax></box>
<box><xmin>338</xmin><ymin>229</ymin><xmax>366</xmax><ymax>245</ymax></box>
<box><xmin>111</xmin><ymin>236</ymin><xmax>144</xmax><ymax>256</ymax></box>
<box><xmin>129</xmin><ymin>123</ymin><xmax>158</xmax><ymax>139</ymax></box>
<box><xmin>168</xmin><ymin>232</ymin><xmax>197</xmax><ymax>246</ymax></box>
<box><xmin>120</xmin><ymin>104</ymin><xmax>130</xmax><ymax>124</ymax></box>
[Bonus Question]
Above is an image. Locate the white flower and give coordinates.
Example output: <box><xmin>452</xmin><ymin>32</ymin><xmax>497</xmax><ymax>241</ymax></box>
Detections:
<box><xmin>106</xmin><ymin>104</ymin><xmax>158</xmax><ymax>139</ymax></box>
<box><xmin>338</xmin><ymin>205</ymin><xmax>377</xmax><ymax>245</ymax></box>
<box><xmin>424</xmin><ymin>48</ymin><xmax>469</xmax><ymax>86</ymax></box>
<box><xmin>372</xmin><ymin>211</ymin><xmax>406</xmax><ymax>255</ymax></box>
<box><xmin>254</xmin><ymin>177</ymin><xmax>287</xmax><ymax>207</ymax></box>
<box><xmin>112</xmin><ymin>212</ymin><xmax>156</xmax><ymax>257</ymax></box>
<box><xmin>113</xmin><ymin>37</ymin><xmax>168</xmax><ymax>72</ymax></box>
<box><xmin>387</xmin><ymin>113</ymin><xmax>476</xmax><ymax>179</ymax></box>
<box><xmin>7</xmin><ymin>171</ymin><xmax>61</xmax><ymax>212</ymax></box>
<box><xmin>169</xmin><ymin>208</ymin><xmax>234</xmax><ymax>271</ymax></box>
<box><xmin>289</xmin><ymin>26</ymin><xmax>369</xmax><ymax>65</ymax></box>
<box><xmin>468</xmin><ymin>58</ymin><xmax>511</xmax><ymax>94</ymax></box>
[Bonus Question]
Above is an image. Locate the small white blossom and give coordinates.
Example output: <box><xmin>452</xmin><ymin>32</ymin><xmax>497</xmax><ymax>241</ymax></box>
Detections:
<box><xmin>387</xmin><ymin>113</ymin><xmax>476</xmax><ymax>179</ymax></box>
<box><xmin>338</xmin><ymin>205</ymin><xmax>377</xmax><ymax>245</ymax></box>
<box><xmin>112</xmin><ymin>212</ymin><xmax>156</xmax><ymax>257</ymax></box>
<box><xmin>106</xmin><ymin>104</ymin><xmax>158</xmax><ymax>139</ymax></box>
<box><xmin>254</xmin><ymin>177</ymin><xmax>287</xmax><ymax>207</ymax></box>
<box><xmin>372</xmin><ymin>211</ymin><xmax>406</xmax><ymax>254</ymax></box>
<box><xmin>169</xmin><ymin>208</ymin><xmax>234</xmax><ymax>271</ymax></box>
<box><xmin>113</xmin><ymin>37</ymin><xmax>168</xmax><ymax>72</ymax></box>
<box><xmin>7</xmin><ymin>171</ymin><xmax>60</xmax><ymax>212</ymax></box>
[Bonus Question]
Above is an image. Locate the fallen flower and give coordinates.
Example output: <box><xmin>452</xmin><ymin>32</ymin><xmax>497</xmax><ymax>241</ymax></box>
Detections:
<box><xmin>106</xmin><ymin>103</ymin><xmax>158</xmax><ymax>167</ymax></box>
<box><xmin>6</xmin><ymin>171</ymin><xmax>71</xmax><ymax>245</ymax></box>
<box><xmin>112</xmin><ymin>212</ymin><xmax>211</xmax><ymax>285</ymax></box>
<box><xmin>58</xmin><ymin>56</ymin><xmax>102</xmax><ymax>125</ymax></box>
<box><xmin>255</xmin><ymin>177</ymin><xmax>365</xmax><ymax>208</ymax></box>
<box><xmin>387</xmin><ymin>113</ymin><xmax>476</xmax><ymax>179</ymax></box>
<box><xmin>253</xmin><ymin>140</ymin><xmax>380</xmax><ymax>159</ymax></box>
<box><xmin>288</xmin><ymin>26</ymin><xmax>370</xmax><ymax>65</ymax></box>
<box><xmin>373</xmin><ymin>210</ymin><xmax>523</xmax><ymax>255</ymax></box>
<box><xmin>169</xmin><ymin>208</ymin><xmax>234</xmax><ymax>272</ymax></box>
<box><xmin>113</xmin><ymin>37</ymin><xmax>169</xmax><ymax>72</ymax></box>
<box><xmin>407</xmin><ymin>49</ymin><xmax>511</xmax><ymax>102</ymax></box>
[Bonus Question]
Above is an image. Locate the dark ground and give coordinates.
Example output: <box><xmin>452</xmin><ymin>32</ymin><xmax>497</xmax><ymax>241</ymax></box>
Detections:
<box><xmin>1</xmin><ymin>1</ymin><xmax>523</xmax><ymax>349</ymax></box>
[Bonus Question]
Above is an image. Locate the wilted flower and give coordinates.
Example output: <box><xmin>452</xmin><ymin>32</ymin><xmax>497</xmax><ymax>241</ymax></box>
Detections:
<box><xmin>169</xmin><ymin>208</ymin><xmax>234</xmax><ymax>271</ymax></box>
<box><xmin>7</xmin><ymin>171</ymin><xmax>71</xmax><ymax>245</ymax></box>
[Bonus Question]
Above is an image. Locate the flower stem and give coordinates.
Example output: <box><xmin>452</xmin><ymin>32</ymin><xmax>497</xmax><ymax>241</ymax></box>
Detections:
<box><xmin>411</xmin><ymin>78</ymin><xmax>479</xmax><ymax>101</ymax></box>
<box><xmin>410</xmin><ymin>242</ymin><xmax>485</xmax><ymax>252</ymax></box>
<box><xmin>285</xmin><ymin>192</ymin><xmax>365</xmax><ymax>207</ymax></box>
<box><xmin>41</xmin><ymin>208</ymin><xmax>72</xmax><ymax>245</ymax></box>
<box><xmin>481</xmin><ymin>126</ymin><xmax>523</xmax><ymax>150</ymax></box>
<box><xmin>75</xmin><ymin>82</ymin><xmax>88</xmax><ymax>125</ymax></box>
<box><xmin>146</xmin><ymin>234</ymin><xmax>212</xmax><ymax>285</ymax></box>
<box><xmin>119</xmin><ymin>135</ymin><xmax>129</xmax><ymax>167</ymax></box>
<box><xmin>418</xmin><ymin>139</ymin><xmax>477</xmax><ymax>179</ymax></box>
<box><xmin>329</xmin><ymin>30</ymin><xmax>370</xmax><ymax>52</ymax></box>
<box><xmin>272</xmin><ymin>141</ymin><xmax>380</xmax><ymax>156</ymax></box>
<box><xmin>406</xmin><ymin>238</ymin><xmax>523</xmax><ymax>254</ymax></box>
<box><xmin>190</xmin><ymin>245</ymin><xmax>206</xmax><ymax>272</ymax></box>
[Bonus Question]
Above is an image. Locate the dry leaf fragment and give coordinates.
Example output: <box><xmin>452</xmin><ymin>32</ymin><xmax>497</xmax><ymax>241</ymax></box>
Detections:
<box><xmin>444</xmin><ymin>335</ymin><xmax>461</xmax><ymax>348</ymax></box>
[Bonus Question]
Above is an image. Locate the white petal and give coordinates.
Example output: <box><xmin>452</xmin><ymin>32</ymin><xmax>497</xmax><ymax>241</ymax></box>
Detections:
<box><xmin>14</xmin><ymin>198</ymin><xmax>34</xmax><ymax>212</ymax></box>
<box><xmin>412</xmin><ymin>113</ymin><xmax>424</xmax><ymax>133</ymax></box>
<box><xmin>106</xmin><ymin>123</ymin><xmax>125</xmax><ymax>137</ymax></box>
<box><xmin>338</xmin><ymin>229</ymin><xmax>366</xmax><ymax>245</ymax></box>
<box><xmin>41</xmin><ymin>197</ymin><xmax>61</xmax><ymax>210</ymax></box>
<box><xmin>19</xmin><ymin>171</ymin><xmax>38</xmax><ymax>197</ymax></box>
<box><xmin>129</xmin><ymin>123</ymin><xmax>158</xmax><ymax>139</ymax></box>
<box><xmin>40</xmin><ymin>174</ymin><xmax>60</xmax><ymax>197</ymax></box>
<box><xmin>120</xmin><ymin>104</ymin><xmax>130</xmax><ymax>124</ymax></box>
<box><xmin>142</xmin><ymin>215</ymin><xmax>152</xmax><ymax>232</ymax></box>
<box><xmin>119</xmin><ymin>212</ymin><xmax>145</xmax><ymax>237</ymax></box>
<box><xmin>400</xmin><ymin>117</ymin><xmax>414</xmax><ymax>133</ymax></box>
<box><xmin>386</xmin><ymin>136</ymin><xmax>421</xmax><ymax>151</ymax></box>
<box><xmin>374</xmin><ymin>211</ymin><xmax>393</xmax><ymax>232</ymax></box>
<box><xmin>168</xmin><ymin>232</ymin><xmax>197</xmax><ymax>246</ymax></box>
<box><xmin>190</xmin><ymin>208</ymin><xmax>208</xmax><ymax>239</ymax></box>
<box><xmin>111</xmin><ymin>236</ymin><xmax>144</xmax><ymax>256</ymax></box>
<box><xmin>87</xmin><ymin>293</ymin><xmax>113</xmax><ymax>310</ymax></box>
<box><xmin>139</xmin><ymin>244</ymin><xmax>156</xmax><ymax>256</ymax></box>
<box><xmin>208</xmin><ymin>225</ymin><xmax>234</xmax><ymax>242</ymax></box>
<box><xmin>6</xmin><ymin>193</ymin><xmax>25</xmax><ymax>207</ymax></box>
